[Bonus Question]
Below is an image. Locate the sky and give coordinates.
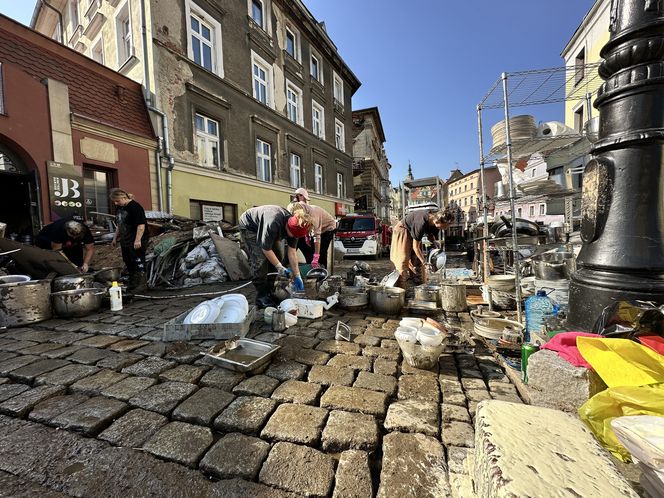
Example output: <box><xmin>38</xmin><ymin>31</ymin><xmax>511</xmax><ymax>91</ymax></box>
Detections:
<box><xmin>0</xmin><ymin>0</ymin><xmax>596</xmax><ymax>184</ymax></box>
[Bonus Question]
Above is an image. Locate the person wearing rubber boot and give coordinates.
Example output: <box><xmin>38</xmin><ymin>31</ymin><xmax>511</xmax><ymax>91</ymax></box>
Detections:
<box><xmin>390</xmin><ymin>209</ymin><xmax>453</xmax><ymax>289</ymax></box>
<box><xmin>110</xmin><ymin>188</ymin><xmax>149</xmax><ymax>293</ymax></box>
<box><xmin>239</xmin><ymin>205</ymin><xmax>313</xmax><ymax>308</ymax></box>
<box><xmin>287</xmin><ymin>201</ymin><xmax>336</xmax><ymax>268</ymax></box>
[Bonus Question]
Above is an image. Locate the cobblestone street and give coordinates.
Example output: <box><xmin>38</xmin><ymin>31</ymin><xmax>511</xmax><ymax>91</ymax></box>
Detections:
<box><xmin>0</xmin><ymin>257</ymin><xmax>522</xmax><ymax>497</ymax></box>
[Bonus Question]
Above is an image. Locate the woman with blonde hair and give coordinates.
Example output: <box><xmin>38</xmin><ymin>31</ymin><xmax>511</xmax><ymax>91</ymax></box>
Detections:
<box><xmin>238</xmin><ymin>204</ymin><xmax>313</xmax><ymax>307</ymax></box>
<box><xmin>390</xmin><ymin>209</ymin><xmax>453</xmax><ymax>288</ymax></box>
<box><xmin>287</xmin><ymin>201</ymin><xmax>336</xmax><ymax>268</ymax></box>
<box><xmin>110</xmin><ymin>188</ymin><xmax>149</xmax><ymax>292</ymax></box>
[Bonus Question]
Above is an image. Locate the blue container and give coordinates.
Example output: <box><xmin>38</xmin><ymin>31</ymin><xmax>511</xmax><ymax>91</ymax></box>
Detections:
<box><xmin>525</xmin><ymin>290</ymin><xmax>555</xmax><ymax>342</ymax></box>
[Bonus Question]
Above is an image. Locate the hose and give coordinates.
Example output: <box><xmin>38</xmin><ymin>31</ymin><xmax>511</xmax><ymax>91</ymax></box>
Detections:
<box><xmin>132</xmin><ymin>280</ymin><xmax>253</xmax><ymax>300</ymax></box>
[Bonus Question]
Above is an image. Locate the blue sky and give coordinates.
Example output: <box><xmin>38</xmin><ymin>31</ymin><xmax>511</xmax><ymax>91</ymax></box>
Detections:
<box><xmin>1</xmin><ymin>0</ymin><xmax>596</xmax><ymax>183</ymax></box>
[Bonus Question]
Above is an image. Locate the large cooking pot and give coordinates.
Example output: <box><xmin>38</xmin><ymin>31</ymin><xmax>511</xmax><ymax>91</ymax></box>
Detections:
<box><xmin>339</xmin><ymin>286</ymin><xmax>369</xmax><ymax>310</ymax></box>
<box><xmin>368</xmin><ymin>285</ymin><xmax>405</xmax><ymax>315</ymax></box>
<box><xmin>532</xmin><ymin>252</ymin><xmax>576</xmax><ymax>280</ymax></box>
<box><xmin>51</xmin><ymin>288</ymin><xmax>104</xmax><ymax>318</ymax></box>
<box><xmin>0</xmin><ymin>279</ymin><xmax>52</xmax><ymax>327</ymax></box>
<box><xmin>0</xmin><ymin>275</ymin><xmax>31</xmax><ymax>284</ymax></box>
<box><xmin>94</xmin><ymin>267</ymin><xmax>122</xmax><ymax>283</ymax></box>
<box><xmin>414</xmin><ymin>284</ymin><xmax>441</xmax><ymax>306</ymax></box>
<box><xmin>53</xmin><ymin>274</ymin><xmax>96</xmax><ymax>292</ymax></box>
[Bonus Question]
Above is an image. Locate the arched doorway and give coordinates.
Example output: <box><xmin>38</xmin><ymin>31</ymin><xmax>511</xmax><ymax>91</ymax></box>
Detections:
<box><xmin>0</xmin><ymin>142</ymin><xmax>40</xmax><ymax>240</ymax></box>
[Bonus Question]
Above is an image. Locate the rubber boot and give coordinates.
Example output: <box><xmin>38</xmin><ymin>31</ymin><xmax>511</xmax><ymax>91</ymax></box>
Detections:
<box><xmin>133</xmin><ymin>272</ymin><xmax>147</xmax><ymax>293</ymax></box>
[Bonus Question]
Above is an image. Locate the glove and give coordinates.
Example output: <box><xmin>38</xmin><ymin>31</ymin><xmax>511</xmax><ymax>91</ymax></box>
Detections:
<box><xmin>275</xmin><ymin>264</ymin><xmax>291</xmax><ymax>278</ymax></box>
<box><xmin>311</xmin><ymin>253</ymin><xmax>320</xmax><ymax>268</ymax></box>
<box><xmin>80</xmin><ymin>263</ymin><xmax>89</xmax><ymax>273</ymax></box>
<box><xmin>293</xmin><ymin>276</ymin><xmax>305</xmax><ymax>292</ymax></box>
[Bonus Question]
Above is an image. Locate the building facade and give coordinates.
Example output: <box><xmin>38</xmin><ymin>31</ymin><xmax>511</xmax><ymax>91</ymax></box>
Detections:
<box><xmin>351</xmin><ymin>107</ymin><xmax>390</xmax><ymax>223</ymax></box>
<box><xmin>445</xmin><ymin>167</ymin><xmax>501</xmax><ymax>237</ymax></box>
<box><xmin>32</xmin><ymin>0</ymin><xmax>360</xmax><ymax>223</ymax></box>
<box><xmin>0</xmin><ymin>14</ymin><xmax>156</xmax><ymax>239</ymax></box>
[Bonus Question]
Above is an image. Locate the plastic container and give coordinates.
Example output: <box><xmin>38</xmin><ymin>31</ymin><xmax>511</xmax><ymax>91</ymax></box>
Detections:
<box><xmin>109</xmin><ymin>281</ymin><xmax>123</xmax><ymax>311</ymax></box>
<box><xmin>525</xmin><ymin>290</ymin><xmax>555</xmax><ymax>341</ymax></box>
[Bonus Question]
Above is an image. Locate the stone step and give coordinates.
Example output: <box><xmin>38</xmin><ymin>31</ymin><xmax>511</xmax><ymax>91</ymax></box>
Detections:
<box><xmin>472</xmin><ymin>400</ymin><xmax>639</xmax><ymax>498</ymax></box>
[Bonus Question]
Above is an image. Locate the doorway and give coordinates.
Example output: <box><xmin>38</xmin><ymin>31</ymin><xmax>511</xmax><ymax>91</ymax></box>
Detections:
<box><xmin>0</xmin><ymin>144</ymin><xmax>39</xmax><ymax>238</ymax></box>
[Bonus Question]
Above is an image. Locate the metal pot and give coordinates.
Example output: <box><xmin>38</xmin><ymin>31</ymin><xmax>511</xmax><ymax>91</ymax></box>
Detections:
<box><xmin>339</xmin><ymin>286</ymin><xmax>369</xmax><ymax>310</ymax></box>
<box><xmin>414</xmin><ymin>284</ymin><xmax>441</xmax><ymax>306</ymax></box>
<box><xmin>532</xmin><ymin>252</ymin><xmax>576</xmax><ymax>280</ymax></box>
<box><xmin>368</xmin><ymin>285</ymin><xmax>405</xmax><ymax>315</ymax></box>
<box><xmin>53</xmin><ymin>274</ymin><xmax>96</xmax><ymax>292</ymax></box>
<box><xmin>94</xmin><ymin>267</ymin><xmax>122</xmax><ymax>283</ymax></box>
<box><xmin>51</xmin><ymin>288</ymin><xmax>104</xmax><ymax>318</ymax></box>
<box><xmin>0</xmin><ymin>275</ymin><xmax>31</xmax><ymax>284</ymax></box>
<box><xmin>491</xmin><ymin>217</ymin><xmax>540</xmax><ymax>238</ymax></box>
<box><xmin>0</xmin><ymin>279</ymin><xmax>52</xmax><ymax>327</ymax></box>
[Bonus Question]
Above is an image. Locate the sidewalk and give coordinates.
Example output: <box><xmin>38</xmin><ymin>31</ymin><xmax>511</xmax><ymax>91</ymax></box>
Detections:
<box><xmin>0</xmin><ymin>258</ymin><xmax>522</xmax><ymax>497</ymax></box>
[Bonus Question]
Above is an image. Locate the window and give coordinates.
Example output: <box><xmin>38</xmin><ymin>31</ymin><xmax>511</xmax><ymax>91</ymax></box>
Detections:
<box><xmin>190</xmin><ymin>200</ymin><xmax>238</xmax><ymax>225</ymax></box>
<box><xmin>312</xmin><ymin>101</ymin><xmax>325</xmax><ymax>139</ymax></box>
<box><xmin>195</xmin><ymin>113</ymin><xmax>220</xmax><ymax>168</ymax></box>
<box><xmin>334</xmin><ymin>119</ymin><xmax>345</xmax><ymax>151</ymax></box>
<box><xmin>70</xmin><ymin>0</ymin><xmax>79</xmax><ymax>30</ymax></box>
<box><xmin>256</xmin><ymin>139</ymin><xmax>272</xmax><ymax>182</ymax></box>
<box><xmin>465</xmin><ymin>184</ymin><xmax>467</xmax><ymax>191</ymax></box>
<box><xmin>252</xmin><ymin>51</ymin><xmax>273</xmax><ymax>107</ymax></box>
<box><xmin>250</xmin><ymin>0</ymin><xmax>264</xmax><ymax>29</ymax></box>
<box><xmin>517</xmin><ymin>207</ymin><xmax>522</xmax><ymax>217</ymax></box>
<box><xmin>186</xmin><ymin>0</ymin><xmax>223</xmax><ymax>76</ymax></box>
<box><xmin>333</xmin><ymin>71</ymin><xmax>343</xmax><ymax>104</ymax></box>
<box><xmin>0</xmin><ymin>63</ymin><xmax>4</xmax><ymax>115</ymax></box>
<box><xmin>575</xmin><ymin>48</ymin><xmax>585</xmax><ymax>85</ymax></box>
<box><xmin>310</xmin><ymin>53</ymin><xmax>321</xmax><ymax>82</ymax></box>
<box><xmin>532</xmin><ymin>168</ymin><xmax>536</xmax><ymax>177</ymax></box>
<box><xmin>289</xmin><ymin>153</ymin><xmax>301</xmax><ymax>188</ymax></box>
<box><xmin>539</xmin><ymin>204</ymin><xmax>546</xmax><ymax>216</ymax></box>
<box><xmin>336</xmin><ymin>172</ymin><xmax>345</xmax><ymax>198</ymax></box>
<box><xmin>314</xmin><ymin>163</ymin><xmax>323</xmax><ymax>193</ymax></box>
<box><xmin>285</xmin><ymin>26</ymin><xmax>299</xmax><ymax>60</ymax></box>
<box><xmin>464</xmin><ymin>197</ymin><xmax>468</xmax><ymax>206</ymax></box>
<box><xmin>574</xmin><ymin>105</ymin><xmax>584</xmax><ymax>134</ymax></box>
<box><xmin>286</xmin><ymin>80</ymin><xmax>302</xmax><ymax>125</ymax></box>
<box><xmin>470</xmin><ymin>182</ymin><xmax>473</xmax><ymax>190</ymax></box>
<box><xmin>115</xmin><ymin>2</ymin><xmax>132</xmax><ymax>66</ymax></box>
<box><xmin>91</xmin><ymin>37</ymin><xmax>104</xmax><ymax>64</ymax></box>
<box><xmin>529</xmin><ymin>205</ymin><xmax>535</xmax><ymax>217</ymax></box>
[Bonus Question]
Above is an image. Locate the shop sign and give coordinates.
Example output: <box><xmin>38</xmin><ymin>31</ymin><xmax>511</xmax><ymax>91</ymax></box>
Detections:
<box><xmin>202</xmin><ymin>204</ymin><xmax>224</xmax><ymax>222</ymax></box>
<box><xmin>47</xmin><ymin>161</ymin><xmax>84</xmax><ymax>220</ymax></box>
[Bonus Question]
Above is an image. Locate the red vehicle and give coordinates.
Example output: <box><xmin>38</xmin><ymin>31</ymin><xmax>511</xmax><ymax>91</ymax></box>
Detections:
<box><xmin>334</xmin><ymin>214</ymin><xmax>390</xmax><ymax>259</ymax></box>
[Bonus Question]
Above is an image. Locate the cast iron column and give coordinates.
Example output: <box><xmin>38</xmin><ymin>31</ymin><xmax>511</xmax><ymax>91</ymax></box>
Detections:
<box><xmin>569</xmin><ymin>0</ymin><xmax>664</xmax><ymax>330</ymax></box>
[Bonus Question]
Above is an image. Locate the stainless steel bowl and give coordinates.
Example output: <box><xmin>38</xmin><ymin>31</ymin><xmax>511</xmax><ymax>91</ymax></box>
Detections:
<box><xmin>53</xmin><ymin>274</ymin><xmax>96</xmax><ymax>292</ymax></box>
<box><xmin>94</xmin><ymin>267</ymin><xmax>122</xmax><ymax>283</ymax></box>
<box><xmin>51</xmin><ymin>288</ymin><xmax>104</xmax><ymax>318</ymax></box>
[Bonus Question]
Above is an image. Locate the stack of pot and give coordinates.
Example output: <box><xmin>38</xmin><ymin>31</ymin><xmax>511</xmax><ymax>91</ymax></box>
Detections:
<box><xmin>531</xmin><ymin>251</ymin><xmax>575</xmax><ymax>311</ymax></box>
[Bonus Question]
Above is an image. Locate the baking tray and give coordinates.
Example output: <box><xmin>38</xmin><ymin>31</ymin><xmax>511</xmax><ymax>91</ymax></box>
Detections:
<box><xmin>407</xmin><ymin>299</ymin><xmax>440</xmax><ymax>316</ymax></box>
<box><xmin>200</xmin><ymin>338</ymin><xmax>281</xmax><ymax>372</ymax></box>
<box><xmin>162</xmin><ymin>306</ymin><xmax>256</xmax><ymax>342</ymax></box>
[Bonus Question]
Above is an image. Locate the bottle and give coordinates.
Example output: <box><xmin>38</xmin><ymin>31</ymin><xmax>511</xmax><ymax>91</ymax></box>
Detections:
<box><xmin>525</xmin><ymin>290</ymin><xmax>555</xmax><ymax>342</ymax></box>
<box><xmin>109</xmin><ymin>281</ymin><xmax>123</xmax><ymax>311</ymax></box>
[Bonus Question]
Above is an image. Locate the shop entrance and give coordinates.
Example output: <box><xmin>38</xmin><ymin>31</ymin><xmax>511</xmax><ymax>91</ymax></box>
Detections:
<box><xmin>0</xmin><ymin>143</ymin><xmax>40</xmax><ymax>239</ymax></box>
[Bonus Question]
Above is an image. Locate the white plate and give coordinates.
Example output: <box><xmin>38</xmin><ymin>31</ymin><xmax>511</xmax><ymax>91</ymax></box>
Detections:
<box><xmin>184</xmin><ymin>301</ymin><xmax>221</xmax><ymax>325</ymax></box>
<box><xmin>215</xmin><ymin>294</ymin><xmax>249</xmax><ymax>315</ymax></box>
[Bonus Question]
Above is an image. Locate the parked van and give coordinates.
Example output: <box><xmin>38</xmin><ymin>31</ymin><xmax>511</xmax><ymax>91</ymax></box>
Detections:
<box><xmin>334</xmin><ymin>214</ymin><xmax>387</xmax><ymax>259</ymax></box>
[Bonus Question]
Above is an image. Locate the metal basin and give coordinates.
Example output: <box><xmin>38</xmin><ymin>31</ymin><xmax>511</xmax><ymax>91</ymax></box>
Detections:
<box><xmin>51</xmin><ymin>288</ymin><xmax>104</xmax><ymax>318</ymax></box>
<box><xmin>94</xmin><ymin>267</ymin><xmax>122</xmax><ymax>283</ymax></box>
<box><xmin>339</xmin><ymin>286</ymin><xmax>368</xmax><ymax>310</ymax></box>
<box><xmin>532</xmin><ymin>252</ymin><xmax>576</xmax><ymax>280</ymax></box>
<box><xmin>53</xmin><ymin>274</ymin><xmax>96</xmax><ymax>292</ymax></box>
<box><xmin>0</xmin><ymin>279</ymin><xmax>52</xmax><ymax>327</ymax></box>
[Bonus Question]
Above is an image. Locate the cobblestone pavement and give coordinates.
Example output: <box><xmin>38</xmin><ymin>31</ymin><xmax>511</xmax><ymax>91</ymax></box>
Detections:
<box><xmin>0</xmin><ymin>257</ymin><xmax>522</xmax><ymax>497</ymax></box>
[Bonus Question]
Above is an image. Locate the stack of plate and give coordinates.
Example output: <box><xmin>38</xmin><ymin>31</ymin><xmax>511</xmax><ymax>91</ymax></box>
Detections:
<box><xmin>490</xmin><ymin>115</ymin><xmax>537</xmax><ymax>150</ymax></box>
<box><xmin>183</xmin><ymin>294</ymin><xmax>249</xmax><ymax>325</ymax></box>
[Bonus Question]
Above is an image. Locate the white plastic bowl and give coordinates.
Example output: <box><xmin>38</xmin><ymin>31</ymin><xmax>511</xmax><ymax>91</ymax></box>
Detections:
<box><xmin>216</xmin><ymin>302</ymin><xmax>245</xmax><ymax>324</ymax></box>
<box><xmin>395</xmin><ymin>326</ymin><xmax>418</xmax><ymax>344</ymax></box>
<box><xmin>215</xmin><ymin>294</ymin><xmax>249</xmax><ymax>315</ymax></box>
<box><xmin>400</xmin><ymin>317</ymin><xmax>423</xmax><ymax>329</ymax></box>
<box><xmin>417</xmin><ymin>328</ymin><xmax>443</xmax><ymax>347</ymax></box>
<box><xmin>264</xmin><ymin>306</ymin><xmax>277</xmax><ymax>324</ymax></box>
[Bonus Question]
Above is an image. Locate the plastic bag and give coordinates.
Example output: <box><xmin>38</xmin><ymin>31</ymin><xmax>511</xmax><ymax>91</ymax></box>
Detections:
<box><xmin>611</xmin><ymin>416</ymin><xmax>664</xmax><ymax>469</ymax></box>
<box><xmin>579</xmin><ymin>383</ymin><xmax>664</xmax><ymax>462</ymax></box>
<box><xmin>592</xmin><ymin>300</ymin><xmax>664</xmax><ymax>339</ymax></box>
<box><xmin>198</xmin><ymin>258</ymin><xmax>227</xmax><ymax>282</ymax></box>
<box><xmin>199</xmin><ymin>238</ymin><xmax>218</xmax><ymax>257</ymax></box>
<box><xmin>577</xmin><ymin>337</ymin><xmax>664</xmax><ymax>388</ymax></box>
<box><xmin>183</xmin><ymin>277</ymin><xmax>203</xmax><ymax>287</ymax></box>
<box><xmin>184</xmin><ymin>246</ymin><xmax>209</xmax><ymax>267</ymax></box>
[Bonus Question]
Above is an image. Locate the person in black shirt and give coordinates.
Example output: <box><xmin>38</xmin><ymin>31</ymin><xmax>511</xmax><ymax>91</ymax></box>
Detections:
<box><xmin>110</xmin><ymin>188</ymin><xmax>149</xmax><ymax>292</ymax></box>
<box><xmin>35</xmin><ymin>218</ymin><xmax>95</xmax><ymax>272</ymax></box>
<box><xmin>390</xmin><ymin>209</ymin><xmax>453</xmax><ymax>288</ymax></box>
<box><xmin>238</xmin><ymin>204</ymin><xmax>313</xmax><ymax>307</ymax></box>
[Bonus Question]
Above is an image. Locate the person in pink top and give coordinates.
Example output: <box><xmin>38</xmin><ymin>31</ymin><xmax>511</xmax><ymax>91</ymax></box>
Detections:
<box><xmin>288</xmin><ymin>199</ymin><xmax>336</xmax><ymax>268</ymax></box>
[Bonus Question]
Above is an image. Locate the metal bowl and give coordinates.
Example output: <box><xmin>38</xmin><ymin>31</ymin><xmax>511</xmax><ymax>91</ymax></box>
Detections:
<box><xmin>532</xmin><ymin>252</ymin><xmax>576</xmax><ymax>280</ymax></box>
<box><xmin>94</xmin><ymin>267</ymin><xmax>122</xmax><ymax>283</ymax></box>
<box><xmin>0</xmin><ymin>275</ymin><xmax>31</xmax><ymax>284</ymax></box>
<box><xmin>53</xmin><ymin>274</ymin><xmax>96</xmax><ymax>292</ymax></box>
<box><xmin>51</xmin><ymin>288</ymin><xmax>104</xmax><ymax>318</ymax></box>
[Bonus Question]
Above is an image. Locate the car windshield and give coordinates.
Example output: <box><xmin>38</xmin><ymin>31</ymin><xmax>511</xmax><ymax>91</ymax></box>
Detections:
<box><xmin>338</xmin><ymin>218</ymin><xmax>376</xmax><ymax>231</ymax></box>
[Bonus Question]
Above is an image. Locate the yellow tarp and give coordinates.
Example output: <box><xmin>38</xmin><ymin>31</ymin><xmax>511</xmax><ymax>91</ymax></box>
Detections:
<box><xmin>577</xmin><ymin>337</ymin><xmax>664</xmax><ymax>388</ymax></box>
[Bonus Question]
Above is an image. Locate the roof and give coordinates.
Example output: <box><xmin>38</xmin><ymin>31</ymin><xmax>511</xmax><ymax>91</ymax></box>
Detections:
<box><xmin>0</xmin><ymin>14</ymin><xmax>155</xmax><ymax>140</ymax></box>
<box><xmin>353</xmin><ymin>107</ymin><xmax>386</xmax><ymax>143</ymax></box>
<box><xmin>561</xmin><ymin>0</ymin><xmax>609</xmax><ymax>57</ymax></box>
<box><xmin>447</xmin><ymin>166</ymin><xmax>498</xmax><ymax>185</ymax></box>
<box><xmin>403</xmin><ymin>176</ymin><xmax>444</xmax><ymax>188</ymax></box>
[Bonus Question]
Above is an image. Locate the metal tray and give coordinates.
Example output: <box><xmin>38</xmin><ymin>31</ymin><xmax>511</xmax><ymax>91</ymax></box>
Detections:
<box><xmin>200</xmin><ymin>338</ymin><xmax>281</xmax><ymax>372</ymax></box>
<box><xmin>162</xmin><ymin>306</ymin><xmax>256</xmax><ymax>342</ymax></box>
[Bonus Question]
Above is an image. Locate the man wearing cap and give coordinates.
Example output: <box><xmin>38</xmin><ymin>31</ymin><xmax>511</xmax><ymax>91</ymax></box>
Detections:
<box><xmin>35</xmin><ymin>218</ymin><xmax>95</xmax><ymax>272</ymax></box>
<box><xmin>238</xmin><ymin>205</ymin><xmax>313</xmax><ymax>307</ymax></box>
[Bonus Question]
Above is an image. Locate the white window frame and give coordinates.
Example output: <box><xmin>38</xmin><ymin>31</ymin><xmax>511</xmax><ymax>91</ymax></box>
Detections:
<box><xmin>312</xmin><ymin>100</ymin><xmax>325</xmax><ymax>139</ymax></box>
<box><xmin>285</xmin><ymin>25</ymin><xmax>300</xmax><ymax>62</ymax></box>
<box><xmin>251</xmin><ymin>50</ymin><xmax>274</xmax><ymax>108</ymax></box>
<box><xmin>539</xmin><ymin>203</ymin><xmax>546</xmax><ymax>216</ymax></box>
<box><xmin>70</xmin><ymin>0</ymin><xmax>80</xmax><ymax>31</ymax></box>
<box><xmin>573</xmin><ymin>101</ymin><xmax>585</xmax><ymax>134</ymax></box>
<box><xmin>333</xmin><ymin>71</ymin><xmax>344</xmax><ymax>104</ymax></box>
<box><xmin>256</xmin><ymin>139</ymin><xmax>272</xmax><ymax>182</ymax></box>
<box><xmin>310</xmin><ymin>52</ymin><xmax>322</xmax><ymax>84</ymax></box>
<box><xmin>248</xmin><ymin>0</ymin><xmax>271</xmax><ymax>34</ymax></box>
<box><xmin>289</xmin><ymin>153</ymin><xmax>301</xmax><ymax>188</ymax></box>
<box><xmin>529</xmin><ymin>205</ymin><xmax>535</xmax><ymax>217</ymax></box>
<box><xmin>286</xmin><ymin>79</ymin><xmax>303</xmax><ymax>126</ymax></box>
<box><xmin>115</xmin><ymin>1</ymin><xmax>133</xmax><ymax>67</ymax></box>
<box><xmin>194</xmin><ymin>113</ymin><xmax>221</xmax><ymax>169</ymax></box>
<box><xmin>314</xmin><ymin>163</ymin><xmax>323</xmax><ymax>194</ymax></box>
<box><xmin>336</xmin><ymin>172</ymin><xmax>345</xmax><ymax>199</ymax></box>
<box><xmin>90</xmin><ymin>35</ymin><xmax>104</xmax><ymax>64</ymax></box>
<box><xmin>334</xmin><ymin>118</ymin><xmax>345</xmax><ymax>152</ymax></box>
<box><xmin>185</xmin><ymin>0</ymin><xmax>224</xmax><ymax>77</ymax></box>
